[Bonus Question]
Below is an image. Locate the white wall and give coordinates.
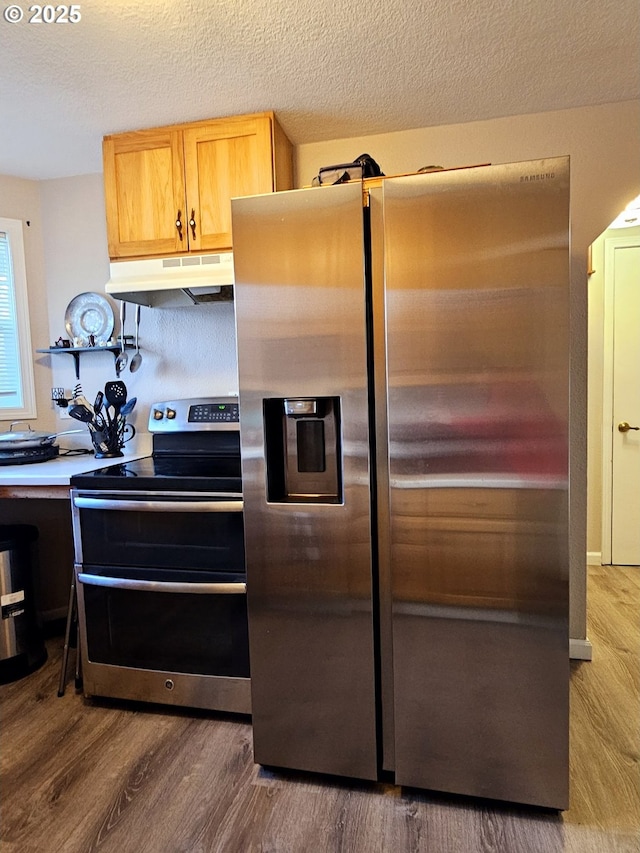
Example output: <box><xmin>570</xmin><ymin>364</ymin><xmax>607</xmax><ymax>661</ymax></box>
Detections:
<box><xmin>295</xmin><ymin>101</ymin><xmax>640</xmax><ymax>248</ymax></box>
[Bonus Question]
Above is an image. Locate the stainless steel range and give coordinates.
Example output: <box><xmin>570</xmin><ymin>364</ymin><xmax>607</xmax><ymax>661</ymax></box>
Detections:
<box><xmin>70</xmin><ymin>397</ymin><xmax>250</xmax><ymax>714</ymax></box>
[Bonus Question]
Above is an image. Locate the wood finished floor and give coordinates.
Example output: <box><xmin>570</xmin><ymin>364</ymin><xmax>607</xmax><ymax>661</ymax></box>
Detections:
<box><xmin>1</xmin><ymin>565</ymin><xmax>638</xmax><ymax>853</ymax></box>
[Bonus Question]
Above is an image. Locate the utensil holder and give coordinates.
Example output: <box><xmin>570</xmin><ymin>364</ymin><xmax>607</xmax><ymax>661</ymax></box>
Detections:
<box><xmin>90</xmin><ymin>417</ymin><xmax>135</xmax><ymax>459</ymax></box>
<box><xmin>92</xmin><ymin>445</ymin><xmax>123</xmax><ymax>460</ymax></box>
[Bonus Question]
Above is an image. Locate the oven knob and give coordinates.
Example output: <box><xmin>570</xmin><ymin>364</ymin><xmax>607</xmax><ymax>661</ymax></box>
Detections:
<box><xmin>166</xmin><ymin>408</ymin><xmax>176</xmax><ymax>419</ymax></box>
<box><xmin>153</xmin><ymin>409</ymin><xmax>164</xmax><ymax>420</ymax></box>
<box><xmin>165</xmin><ymin>679</ymin><xmax>175</xmax><ymax>691</ymax></box>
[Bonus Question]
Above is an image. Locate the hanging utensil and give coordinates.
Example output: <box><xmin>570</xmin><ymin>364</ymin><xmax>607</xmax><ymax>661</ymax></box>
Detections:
<box><xmin>129</xmin><ymin>304</ymin><xmax>142</xmax><ymax>373</ymax></box>
<box><xmin>114</xmin><ymin>301</ymin><xmax>128</xmax><ymax>377</ymax></box>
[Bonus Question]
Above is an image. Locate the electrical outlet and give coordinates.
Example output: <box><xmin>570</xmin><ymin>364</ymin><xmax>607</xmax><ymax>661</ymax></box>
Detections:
<box><xmin>51</xmin><ymin>386</ymin><xmax>71</xmax><ymax>418</ymax></box>
<box><xmin>52</xmin><ymin>389</ymin><xmax>71</xmax><ymax>418</ymax></box>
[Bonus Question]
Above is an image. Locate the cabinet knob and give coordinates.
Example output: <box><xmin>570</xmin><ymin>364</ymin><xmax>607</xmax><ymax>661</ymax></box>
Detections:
<box><xmin>189</xmin><ymin>209</ymin><xmax>196</xmax><ymax>240</ymax></box>
<box><xmin>176</xmin><ymin>210</ymin><xmax>183</xmax><ymax>241</ymax></box>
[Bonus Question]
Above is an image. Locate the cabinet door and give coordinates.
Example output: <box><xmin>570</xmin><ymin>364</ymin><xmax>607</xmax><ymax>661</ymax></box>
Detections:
<box><xmin>183</xmin><ymin>116</ymin><xmax>275</xmax><ymax>253</ymax></box>
<box><xmin>103</xmin><ymin>129</ymin><xmax>187</xmax><ymax>259</ymax></box>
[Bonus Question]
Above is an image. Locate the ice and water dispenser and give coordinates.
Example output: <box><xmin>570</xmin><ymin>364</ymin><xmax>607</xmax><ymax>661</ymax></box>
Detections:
<box><xmin>263</xmin><ymin>397</ymin><xmax>342</xmax><ymax>504</ymax></box>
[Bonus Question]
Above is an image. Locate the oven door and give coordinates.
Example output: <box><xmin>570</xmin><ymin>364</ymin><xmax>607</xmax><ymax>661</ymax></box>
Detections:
<box><xmin>71</xmin><ymin>489</ymin><xmax>250</xmax><ymax>714</ymax></box>
<box><xmin>71</xmin><ymin>490</ymin><xmax>245</xmax><ymax>572</ymax></box>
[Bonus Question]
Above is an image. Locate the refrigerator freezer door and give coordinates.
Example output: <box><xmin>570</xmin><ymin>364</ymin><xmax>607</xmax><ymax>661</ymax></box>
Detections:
<box><xmin>232</xmin><ymin>183</ymin><xmax>378</xmax><ymax>780</ymax></box>
<box><xmin>382</xmin><ymin>158</ymin><xmax>570</xmax><ymax>809</ymax></box>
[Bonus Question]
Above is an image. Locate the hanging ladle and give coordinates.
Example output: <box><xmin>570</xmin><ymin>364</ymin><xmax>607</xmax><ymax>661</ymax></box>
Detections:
<box><xmin>114</xmin><ymin>300</ymin><xmax>128</xmax><ymax>377</ymax></box>
<box><xmin>129</xmin><ymin>304</ymin><xmax>142</xmax><ymax>373</ymax></box>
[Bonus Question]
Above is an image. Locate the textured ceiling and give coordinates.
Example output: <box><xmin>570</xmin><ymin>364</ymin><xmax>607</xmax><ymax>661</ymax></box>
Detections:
<box><xmin>0</xmin><ymin>0</ymin><xmax>638</xmax><ymax>180</ymax></box>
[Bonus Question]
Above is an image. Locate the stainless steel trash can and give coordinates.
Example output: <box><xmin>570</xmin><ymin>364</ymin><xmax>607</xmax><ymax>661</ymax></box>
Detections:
<box><xmin>0</xmin><ymin>525</ymin><xmax>47</xmax><ymax>684</ymax></box>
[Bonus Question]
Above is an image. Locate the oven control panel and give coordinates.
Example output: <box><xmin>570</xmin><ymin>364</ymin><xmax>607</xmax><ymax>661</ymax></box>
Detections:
<box><xmin>188</xmin><ymin>402</ymin><xmax>239</xmax><ymax>423</ymax></box>
<box><xmin>149</xmin><ymin>397</ymin><xmax>240</xmax><ymax>432</ymax></box>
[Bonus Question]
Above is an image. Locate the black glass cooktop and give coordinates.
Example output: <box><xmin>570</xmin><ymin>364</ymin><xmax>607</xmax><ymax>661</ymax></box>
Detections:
<box><xmin>70</xmin><ymin>454</ymin><xmax>242</xmax><ymax>493</ymax></box>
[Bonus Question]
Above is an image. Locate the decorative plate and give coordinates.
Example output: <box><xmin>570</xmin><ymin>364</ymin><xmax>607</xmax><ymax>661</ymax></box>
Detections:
<box><xmin>64</xmin><ymin>292</ymin><xmax>114</xmax><ymax>346</ymax></box>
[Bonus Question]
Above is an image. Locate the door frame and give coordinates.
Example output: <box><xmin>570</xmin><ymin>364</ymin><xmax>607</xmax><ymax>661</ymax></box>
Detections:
<box><xmin>600</xmin><ymin>234</ymin><xmax>640</xmax><ymax>564</ymax></box>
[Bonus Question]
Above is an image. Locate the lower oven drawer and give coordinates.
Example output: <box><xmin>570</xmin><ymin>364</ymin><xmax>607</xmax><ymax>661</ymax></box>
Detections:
<box><xmin>78</xmin><ymin>567</ymin><xmax>250</xmax><ymax>678</ymax></box>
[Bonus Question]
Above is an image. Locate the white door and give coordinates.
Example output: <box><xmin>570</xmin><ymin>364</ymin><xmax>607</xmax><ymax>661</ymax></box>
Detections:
<box><xmin>606</xmin><ymin>238</ymin><xmax>640</xmax><ymax>565</ymax></box>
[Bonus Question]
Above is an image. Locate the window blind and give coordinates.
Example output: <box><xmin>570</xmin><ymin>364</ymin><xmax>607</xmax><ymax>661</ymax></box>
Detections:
<box><xmin>0</xmin><ymin>229</ymin><xmax>23</xmax><ymax>409</ymax></box>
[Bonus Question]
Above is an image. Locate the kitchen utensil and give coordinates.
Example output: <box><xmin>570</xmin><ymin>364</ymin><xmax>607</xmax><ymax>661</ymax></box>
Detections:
<box><xmin>0</xmin><ymin>424</ymin><xmax>82</xmax><ymax>451</ymax></box>
<box><xmin>64</xmin><ymin>292</ymin><xmax>114</xmax><ymax>346</ymax></box>
<box><xmin>67</xmin><ymin>404</ymin><xmax>94</xmax><ymax>424</ymax></box>
<box><xmin>114</xmin><ymin>301</ymin><xmax>128</xmax><ymax>376</ymax></box>
<box><xmin>104</xmin><ymin>380</ymin><xmax>127</xmax><ymax>426</ymax></box>
<box><xmin>72</xmin><ymin>392</ymin><xmax>94</xmax><ymax>414</ymax></box>
<box><xmin>129</xmin><ymin>304</ymin><xmax>142</xmax><ymax>373</ymax></box>
<box><xmin>105</xmin><ymin>380</ymin><xmax>127</xmax><ymax>406</ymax></box>
<box><xmin>90</xmin><ymin>430</ymin><xmax>112</xmax><ymax>455</ymax></box>
<box><xmin>68</xmin><ymin>406</ymin><xmax>109</xmax><ymax>453</ymax></box>
<box><xmin>120</xmin><ymin>397</ymin><xmax>137</xmax><ymax>417</ymax></box>
<box><xmin>92</xmin><ymin>390</ymin><xmax>108</xmax><ymax>431</ymax></box>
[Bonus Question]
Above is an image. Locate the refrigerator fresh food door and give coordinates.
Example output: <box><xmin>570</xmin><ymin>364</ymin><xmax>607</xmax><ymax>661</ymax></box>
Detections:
<box><xmin>381</xmin><ymin>158</ymin><xmax>570</xmax><ymax>809</ymax></box>
<box><xmin>232</xmin><ymin>183</ymin><xmax>378</xmax><ymax>780</ymax></box>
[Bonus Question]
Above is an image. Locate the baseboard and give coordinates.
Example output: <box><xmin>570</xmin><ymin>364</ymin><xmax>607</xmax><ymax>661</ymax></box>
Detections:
<box><xmin>570</xmin><ymin>637</ymin><xmax>593</xmax><ymax>661</ymax></box>
<box><xmin>587</xmin><ymin>551</ymin><xmax>602</xmax><ymax>566</ymax></box>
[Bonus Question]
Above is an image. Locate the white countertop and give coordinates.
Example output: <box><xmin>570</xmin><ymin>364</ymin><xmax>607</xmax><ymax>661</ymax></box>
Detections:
<box><xmin>0</xmin><ymin>436</ymin><xmax>152</xmax><ymax>488</ymax></box>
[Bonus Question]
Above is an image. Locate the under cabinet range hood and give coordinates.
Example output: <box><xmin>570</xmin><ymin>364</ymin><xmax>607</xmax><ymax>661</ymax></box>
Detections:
<box><xmin>105</xmin><ymin>253</ymin><xmax>235</xmax><ymax>307</ymax></box>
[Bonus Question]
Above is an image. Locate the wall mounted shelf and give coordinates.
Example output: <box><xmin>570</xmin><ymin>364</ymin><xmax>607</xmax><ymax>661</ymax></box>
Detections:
<box><xmin>36</xmin><ymin>344</ymin><xmax>133</xmax><ymax>380</ymax></box>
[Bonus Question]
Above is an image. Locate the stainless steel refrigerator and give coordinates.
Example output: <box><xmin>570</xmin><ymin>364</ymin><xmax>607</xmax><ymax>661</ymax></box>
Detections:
<box><xmin>231</xmin><ymin>157</ymin><xmax>570</xmax><ymax>810</ymax></box>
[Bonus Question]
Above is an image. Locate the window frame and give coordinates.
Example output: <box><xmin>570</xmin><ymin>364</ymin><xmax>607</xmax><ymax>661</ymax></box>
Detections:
<box><xmin>0</xmin><ymin>217</ymin><xmax>37</xmax><ymax>420</ymax></box>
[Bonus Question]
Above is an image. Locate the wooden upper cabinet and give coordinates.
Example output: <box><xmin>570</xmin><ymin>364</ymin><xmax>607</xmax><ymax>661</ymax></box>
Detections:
<box><xmin>103</xmin><ymin>129</ymin><xmax>187</xmax><ymax>259</ymax></box>
<box><xmin>103</xmin><ymin>112</ymin><xmax>293</xmax><ymax>260</ymax></box>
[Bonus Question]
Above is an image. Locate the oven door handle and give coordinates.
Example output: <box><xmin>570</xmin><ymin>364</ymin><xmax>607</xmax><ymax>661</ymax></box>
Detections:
<box><xmin>77</xmin><ymin>573</ymin><xmax>246</xmax><ymax>594</ymax></box>
<box><xmin>72</xmin><ymin>496</ymin><xmax>243</xmax><ymax>513</ymax></box>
